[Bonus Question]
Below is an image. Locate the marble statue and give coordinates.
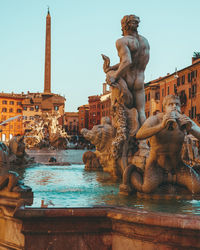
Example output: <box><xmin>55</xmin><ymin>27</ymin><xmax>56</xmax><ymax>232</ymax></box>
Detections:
<box><xmin>82</xmin><ymin>15</ymin><xmax>200</xmax><ymax>197</ymax></box>
<box><xmin>102</xmin><ymin>14</ymin><xmax>150</xmax><ymax>125</ymax></box>
<box><xmin>24</xmin><ymin>112</ymin><xmax>68</xmax><ymax>149</ymax></box>
<box><xmin>122</xmin><ymin>95</ymin><xmax>200</xmax><ymax>195</ymax></box>
<box><xmin>82</xmin><ymin>14</ymin><xmax>149</xmax><ymax>177</ymax></box>
<box><xmin>0</xmin><ymin>141</ymin><xmax>32</xmax><ymax>193</ymax></box>
<box><xmin>82</xmin><ymin>117</ymin><xmax>116</xmax><ymax>175</ymax></box>
<box><xmin>82</xmin><ymin>151</ymin><xmax>102</xmax><ymax>171</ymax></box>
<box><xmin>8</xmin><ymin>135</ymin><xmax>34</xmax><ymax>165</ymax></box>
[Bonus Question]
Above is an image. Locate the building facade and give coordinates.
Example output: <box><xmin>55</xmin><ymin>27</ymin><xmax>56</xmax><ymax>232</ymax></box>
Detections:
<box><xmin>78</xmin><ymin>105</ymin><xmax>89</xmax><ymax>134</ymax></box>
<box><xmin>88</xmin><ymin>95</ymin><xmax>101</xmax><ymax>130</ymax></box>
<box><xmin>22</xmin><ymin>92</ymin><xmax>65</xmax><ymax>130</ymax></box>
<box><xmin>0</xmin><ymin>93</ymin><xmax>24</xmax><ymax>141</ymax></box>
<box><xmin>64</xmin><ymin>112</ymin><xmax>79</xmax><ymax>135</ymax></box>
<box><xmin>145</xmin><ymin>56</ymin><xmax>200</xmax><ymax>124</ymax></box>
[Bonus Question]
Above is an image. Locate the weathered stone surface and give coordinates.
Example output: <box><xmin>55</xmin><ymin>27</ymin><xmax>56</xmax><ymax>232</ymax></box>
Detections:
<box><xmin>1</xmin><ymin>206</ymin><xmax>200</xmax><ymax>249</ymax></box>
<box><xmin>82</xmin><ymin>151</ymin><xmax>102</xmax><ymax>171</ymax></box>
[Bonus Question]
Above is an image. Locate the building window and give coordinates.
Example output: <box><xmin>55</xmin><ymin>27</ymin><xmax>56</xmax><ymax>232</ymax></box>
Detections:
<box><xmin>191</xmin><ymin>70</ymin><xmax>197</xmax><ymax>80</ymax></box>
<box><xmin>17</xmin><ymin>102</ymin><xmax>22</xmax><ymax>105</ymax></box>
<box><xmin>54</xmin><ymin>106</ymin><xmax>59</xmax><ymax>111</ymax></box>
<box><xmin>192</xmin><ymin>84</ymin><xmax>197</xmax><ymax>97</ymax></box>
<box><xmin>191</xmin><ymin>106</ymin><xmax>196</xmax><ymax>119</ymax></box>
<box><xmin>17</xmin><ymin>109</ymin><xmax>22</xmax><ymax>113</ymax></box>
<box><xmin>155</xmin><ymin>92</ymin><xmax>160</xmax><ymax>100</ymax></box>
<box><xmin>30</xmin><ymin>107</ymin><xmax>34</xmax><ymax>111</ymax></box>
<box><xmin>9</xmin><ymin>108</ymin><xmax>13</xmax><ymax>113</ymax></box>
<box><xmin>167</xmin><ymin>86</ymin><xmax>169</xmax><ymax>95</ymax></box>
<box><xmin>2</xmin><ymin>100</ymin><xmax>7</xmax><ymax>104</ymax></box>
<box><xmin>35</xmin><ymin>105</ymin><xmax>39</xmax><ymax>110</ymax></box>
<box><xmin>145</xmin><ymin>95</ymin><xmax>147</xmax><ymax>102</ymax></box>
<box><xmin>174</xmin><ymin>84</ymin><xmax>177</xmax><ymax>94</ymax></box>
<box><xmin>162</xmin><ymin>88</ymin><xmax>164</xmax><ymax>97</ymax></box>
<box><xmin>188</xmin><ymin>73</ymin><xmax>191</xmax><ymax>82</ymax></box>
<box><xmin>23</xmin><ymin>106</ymin><xmax>27</xmax><ymax>110</ymax></box>
<box><xmin>177</xmin><ymin>78</ymin><xmax>180</xmax><ymax>86</ymax></box>
<box><xmin>148</xmin><ymin>93</ymin><xmax>150</xmax><ymax>101</ymax></box>
<box><xmin>179</xmin><ymin>90</ymin><xmax>186</xmax><ymax>106</ymax></box>
<box><xmin>189</xmin><ymin>88</ymin><xmax>191</xmax><ymax>99</ymax></box>
<box><xmin>2</xmin><ymin>108</ymin><xmax>7</xmax><ymax>112</ymax></box>
<box><xmin>10</xmin><ymin>101</ymin><xmax>14</xmax><ymax>105</ymax></box>
<box><xmin>181</xmin><ymin>75</ymin><xmax>185</xmax><ymax>85</ymax></box>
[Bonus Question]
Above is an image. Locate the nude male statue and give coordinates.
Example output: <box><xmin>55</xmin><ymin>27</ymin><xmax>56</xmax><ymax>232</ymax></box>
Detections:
<box><xmin>131</xmin><ymin>95</ymin><xmax>200</xmax><ymax>194</ymax></box>
<box><xmin>102</xmin><ymin>14</ymin><xmax>150</xmax><ymax>126</ymax></box>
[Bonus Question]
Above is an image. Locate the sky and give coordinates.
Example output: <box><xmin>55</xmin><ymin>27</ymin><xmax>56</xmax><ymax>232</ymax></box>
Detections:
<box><xmin>0</xmin><ymin>0</ymin><xmax>200</xmax><ymax>112</ymax></box>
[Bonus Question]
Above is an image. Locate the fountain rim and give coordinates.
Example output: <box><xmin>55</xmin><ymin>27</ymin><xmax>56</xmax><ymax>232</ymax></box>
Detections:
<box><xmin>15</xmin><ymin>205</ymin><xmax>200</xmax><ymax>231</ymax></box>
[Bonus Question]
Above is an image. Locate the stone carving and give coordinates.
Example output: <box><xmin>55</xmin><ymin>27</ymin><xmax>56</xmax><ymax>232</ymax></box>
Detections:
<box><xmin>82</xmin><ymin>14</ymin><xmax>150</xmax><ymax>177</ymax></box>
<box><xmin>24</xmin><ymin>112</ymin><xmax>68</xmax><ymax>149</ymax></box>
<box><xmin>122</xmin><ymin>95</ymin><xmax>200</xmax><ymax>196</ymax></box>
<box><xmin>82</xmin><ymin>117</ymin><xmax>116</xmax><ymax>175</ymax></box>
<box><xmin>102</xmin><ymin>14</ymin><xmax>150</xmax><ymax>125</ymax></box>
<box><xmin>0</xmin><ymin>141</ymin><xmax>33</xmax><ymax>211</ymax></box>
<box><xmin>8</xmin><ymin>135</ymin><xmax>34</xmax><ymax>165</ymax></box>
<box><xmin>82</xmin><ymin>151</ymin><xmax>102</xmax><ymax>171</ymax></box>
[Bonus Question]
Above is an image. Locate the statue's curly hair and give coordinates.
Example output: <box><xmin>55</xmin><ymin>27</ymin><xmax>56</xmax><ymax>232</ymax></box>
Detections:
<box><xmin>121</xmin><ymin>15</ymin><xmax>140</xmax><ymax>36</ymax></box>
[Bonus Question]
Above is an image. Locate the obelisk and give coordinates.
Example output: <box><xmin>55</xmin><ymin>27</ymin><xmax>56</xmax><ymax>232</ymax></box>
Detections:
<box><xmin>44</xmin><ymin>8</ymin><xmax>51</xmax><ymax>93</ymax></box>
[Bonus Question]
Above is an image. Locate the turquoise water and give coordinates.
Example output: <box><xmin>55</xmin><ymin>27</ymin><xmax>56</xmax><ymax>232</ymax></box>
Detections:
<box><xmin>16</xmin><ymin>149</ymin><xmax>200</xmax><ymax>215</ymax></box>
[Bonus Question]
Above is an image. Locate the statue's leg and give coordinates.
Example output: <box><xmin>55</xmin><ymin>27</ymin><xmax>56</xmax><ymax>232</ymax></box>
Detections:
<box><xmin>117</xmin><ymin>78</ymin><xmax>133</xmax><ymax>108</ymax></box>
<box><xmin>176</xmin><ymin>164</ymin><xmax>200</xmax><ymax>194</ymax></box>
<box><xmin>133</xmin><ymin>74</ymin><xmax>146</xmax><ymax>126</ymax></box>
<box><xmin>119</xmin><ymin>141</ymin><xmax>129</xmax><ymax>172</ymax></box>
<box><xmin>131</xmin><ymin>163</ymin><xmax>164</xmax><ymax>193</ymax></box>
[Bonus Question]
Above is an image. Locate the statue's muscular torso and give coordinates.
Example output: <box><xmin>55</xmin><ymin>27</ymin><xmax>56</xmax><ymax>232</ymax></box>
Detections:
<box><xmin>148</xmin><ymin>114</ymin><xmax>185</xmax><ymax>172</ymax></box>
<box><xmin>116</xmin><ymin>34</ymin><xmax>150</xmax><ymax>91</ymax></box>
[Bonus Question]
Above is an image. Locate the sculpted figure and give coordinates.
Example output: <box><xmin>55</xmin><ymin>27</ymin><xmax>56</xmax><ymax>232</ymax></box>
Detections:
<box><xmin>82</xmin><ymin>117</ymin><xmax>117</xmax><ymax>175</ymax></box>
<box><xmin>128</xmin><ymin>95</ymin><xmax>200</xmax><ymax>194</ymax></box>
<box><xmin>9</xmin><ymin>135</ymin><xmax>34</xmax><ymax>164</ymax></box>
<box><xmin>0</xmin><ymin>142</ymin><xmax>18</xmax><ymax>192</ymax></box>
<box><xmin>83</xmin><ymin>15</ymin><xmax>150</xmax><ymax>176</ymax></box>
<box><xmin>102</xmin><ymin>14</ymin><xmax>150</xmax><ymax>125</ymax></box>
<box><xmin>82</xmin><ymin>151</ymin><xmax>102</xmax><ymax>171</ymax></box>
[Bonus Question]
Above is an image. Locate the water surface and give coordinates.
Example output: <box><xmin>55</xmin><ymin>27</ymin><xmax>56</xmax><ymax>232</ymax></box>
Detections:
<box><xmin>15</xmin><ymin>149</ymin><xmax>200</xmax><ymax>215</ymax></box>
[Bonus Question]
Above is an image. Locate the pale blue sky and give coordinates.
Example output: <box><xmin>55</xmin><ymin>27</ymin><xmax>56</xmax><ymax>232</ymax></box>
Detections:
<box><xmin>0</xmin><ymin>0</ymin><xmax>200</xmax><ymax>111</ymax></box>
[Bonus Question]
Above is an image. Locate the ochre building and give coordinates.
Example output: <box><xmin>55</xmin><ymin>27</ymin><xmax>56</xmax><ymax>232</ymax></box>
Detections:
<box><xmin>145</xmin><ymin>56</ymin><xmax>200</xmax><ymax>124</ymax></box>
<box><xmin>0</xmin><ymin>93</ymin><xmax>23</xmax><ymax>141</ymax></box>
<box><xmin>64</xmin><ymin>112</ymin><xmax>79</xmax><ymax>135</ymax></box>
<box><xmin>78</xmin><ymin>105</ymin><xmax>89</xmax><ymax>134</ymax></box>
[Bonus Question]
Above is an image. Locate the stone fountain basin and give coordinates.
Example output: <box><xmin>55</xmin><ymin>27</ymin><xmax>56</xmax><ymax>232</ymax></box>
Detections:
<box><xmin>2</xmin><ymin>149</ymin><xmax>200</xmax><ymax>249</ymax></box>
<box><xmin>1</xmin><ymin>206</ymin><xmax>200</xmax><ymax>249</ymax></box>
